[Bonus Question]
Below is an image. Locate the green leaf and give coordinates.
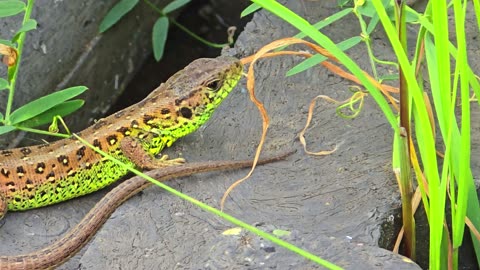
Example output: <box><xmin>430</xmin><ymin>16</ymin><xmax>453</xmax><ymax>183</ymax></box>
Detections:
<box><xmin>272</xmin><ymin>229</ymin><xmax>291</xmax><ymax>237</ymax></box>
<box><xmin>99</xmin><ymin>0</ymin><xmax>139</xmax><ymax>33</ymax></box>
<box><xmin>286</xmin><ymin>36</ymin><xmax>362</xmax><ymax>76</ymax></box>
<box><xmin>0</xmin><ymin>125</ymin><xmax>16</xmax><ymax>136</ymax></box>
<box><xmin>0</xmin><ymin>112</ymin><xmax>3</xmax><ymax>122</ymax></box>
<box><xmin>12</xmin><ymin>19</ymin><xmax>37</xmax><ymax>42</ymax></box>
<box><xmin>337</xmin><ymin>0</ymin><xmax>351</xmax><ymax>8</ymax></box>
<box><xmin>10</xmin><ymin>86</ymin><xmax>88</xmax><ymax>125</ymax></box>
<box><xmin>241</xmin><ymin>3</ymin><xmax>261</xmax><ymax>17</ymax></box>
<box><xmin>379</xmin><ymin>73</ymin><xmax>399</xmax><ymax>82</ymax></box>
<box><xmin>7</xmin><ymin>63</ymin><xmax>16</xmax><ymax>81</ymax></box>
<box><xmin>356</xmin><ymin>0</ymin><xmax>392</xmax><ymax>18</ymax></box>
<box><xmin>17</xmin><ymin>100</ymin><xmax>85</xmax><ymax>128</ymax></box>
<box><xmin>0</xmin><ymin>78</ymin><xmax>8</xmax><ymax>90</ymax></box>
<box><xmin>0</xmin><ymin>0</ymin><xmax>25</xmax><ymax>18</ymax></box>
<box><xmin>152</xmin><ymin>17</ymin><xmax>169</xmax><ymax>61</ymax></box>
<box><xmin>0</xmin><ymin>39</ymin><xmax>15</xmax><ymax>47</ymax></box>
<box><xmin>366</xmin><ymin>12</ymin><xmax>380</xmax><ymax>34</ymax></box>
<box><xmin>162</xmin><ymin>0</ymin><xmax>190</xmax><ymax>14</ymax></box>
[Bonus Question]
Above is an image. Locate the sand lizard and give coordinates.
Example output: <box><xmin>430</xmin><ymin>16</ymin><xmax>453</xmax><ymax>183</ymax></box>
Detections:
<box><xmin>0</xmin><ymin>153</ymin><xmax>292</xmax><ymax>269</ymax></box>
<box><xmin>0</xmin><ymin>56</ymin><xmax>242</xmax><ymax>217</ymax></box>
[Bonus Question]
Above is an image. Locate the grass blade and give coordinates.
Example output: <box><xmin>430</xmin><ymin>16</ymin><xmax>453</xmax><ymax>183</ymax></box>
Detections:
<box><xmin>241</xmin><ymin>3</ymin><xmax>262</xmax><ymax>17</ymax></box>
<box><xmin>286</xmin><ymin>36</ymin><xmax>361</xmax><ymax>76</ymax></box>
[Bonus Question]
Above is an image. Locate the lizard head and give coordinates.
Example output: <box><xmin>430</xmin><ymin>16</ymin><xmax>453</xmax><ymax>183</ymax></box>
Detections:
<box><xmin>139</xmin><ymin>56</ymin><xmax>243</xmax><ymax>153</ymax></box>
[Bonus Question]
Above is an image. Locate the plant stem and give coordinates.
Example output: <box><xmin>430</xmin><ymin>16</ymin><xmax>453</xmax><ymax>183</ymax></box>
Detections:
<box><xmin>15</xmin><ymin>126</ymin><xmax>70</xmax><ymax>138</ymax></box>
<box><xmin>5</xmin><ymin>0</ymin><xmax>35</xmax><ymax>122</ymax></box>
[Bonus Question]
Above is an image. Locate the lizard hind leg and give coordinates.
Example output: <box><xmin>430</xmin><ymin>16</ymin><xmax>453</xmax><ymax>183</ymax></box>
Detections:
<box><xmin>120</xmin><ymin>137</ymin><xmax>186</xmax><ymax>170</ymax></box>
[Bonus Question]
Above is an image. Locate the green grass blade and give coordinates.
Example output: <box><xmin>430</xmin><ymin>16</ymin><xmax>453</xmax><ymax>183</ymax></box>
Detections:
<box><xmin>74</xmin><ymin>134</ymin><xmax>343</xmax><ymax>270</ymax></box>
<box><xmin>162</xmin><ymin>0</ymin><xmax>190</xmax><ymax>14</ymax></box>
<box><xmin>451</xmin><ymin>0</ymin><xmax>470</xmax><ymax>251</ymax></box>
<box><xmin>298</xmin><ymin>8</ymin><xmax>353</xmax><ymax>38</ymax></box>
<box><xmin>286</xmin><ymin>36</ymin><xmax>361</xmax><ymax>76</ymax></box>
<box><xmin>241</xmin><ymin>3</ymin><xmax>261</xmax><ymax>17</ymax></box>
<box><xmin>366</xmin><ymin>12</ymin><xmax>380</xmax><ymax>34</ymax></box>
<box><xmin>0</xmin><ymin>0</ymin><xmax>25</xmax><ymax>18</ymax></box>
<box><xmin>99</xmin><ymin>0</ymin><xmax>139</xmax><ymax>33</ymax></box>
<box><xmin>313</xmin><ymin>8</ymin><xmax>352</xmax><ymax>28</ymax></box>
<box><xmin>9</xmin><ymin>86</ymin><xmax>87</xmax><ymax>125</ymax></box>
<box><xmin>152</xmin><ymin>17</ymin><xmax>169</xmax><ymax>61</ymax></box>
<box><xmin>252</xmin><ymin>0</ymin><xmax>397</xmax><ymax>131</ymax></box>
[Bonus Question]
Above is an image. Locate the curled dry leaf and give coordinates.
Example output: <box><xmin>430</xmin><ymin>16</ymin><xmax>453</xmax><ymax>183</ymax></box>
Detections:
<box><xmin>221</xmin><ymin>37</ymin><xmax>401</xmax><ymax>210</ymax></box>
<box><xmin>0</xmin><ymin>44</ymin><xmax>18</xmax><ymax>67</ymax></box>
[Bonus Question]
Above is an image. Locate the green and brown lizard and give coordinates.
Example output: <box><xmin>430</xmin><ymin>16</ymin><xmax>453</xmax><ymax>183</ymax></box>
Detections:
<box><xmin>0</xmin><ymin>56</ymin><xmax>242</xmax><ymax>218</ymax></box>
<box><xmin>0</xmin><ymin>154</ymin><xmax>292</xmax><ymax>269</ymax></box>
<box><xmin>0</xmin><ymin>55</ymin><xmax>293</xmax><ymax>269</ymax></box>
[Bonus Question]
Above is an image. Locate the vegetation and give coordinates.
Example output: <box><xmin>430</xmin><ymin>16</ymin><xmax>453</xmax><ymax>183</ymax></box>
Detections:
<box><xmin>2</xmin><ymin>0</ymin><xmax>478</xmax><ymax>269</ymax></box>
<box><xmin>100</xmin><ymin>0</ymin><xmax>234</xmax><ymax>61</ymax></box>
<box><xmin>244</xmin><ymin>0</ymin><xmax>480</xmax><ymax>268</ymax></box>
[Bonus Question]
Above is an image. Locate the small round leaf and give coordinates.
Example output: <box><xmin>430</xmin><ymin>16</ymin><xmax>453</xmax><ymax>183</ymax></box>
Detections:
<box><xmin>152</xmin><ymin>17</ymin><xmax>169</xmax><ymax>61</ymax></box>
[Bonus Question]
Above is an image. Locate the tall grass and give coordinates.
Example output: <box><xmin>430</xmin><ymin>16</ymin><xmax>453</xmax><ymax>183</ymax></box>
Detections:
<box><xmin>251</xmin><ymin>0</ymin><xmax>480</xmax><ymax>268</ymax></box>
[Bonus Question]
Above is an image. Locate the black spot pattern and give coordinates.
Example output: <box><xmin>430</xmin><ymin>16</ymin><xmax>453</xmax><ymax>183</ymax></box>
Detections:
<box><xmin>143</xmin><ymin>114</ymin><xmax>155</xmax><ymax>125</ymax></box>
<box><xmin>1</xmin><ymin>150</ymin><xmax>12</xmax><ymax>157</ymax></box>
<box><xmin>16</xmin><ymin>166</ymin><xmax>25</xmax><ymax>175</ymax></box>
<box><xmin>180</xmin><ymin>107</ymin><xmax>193</xmax><ymax>119</ymax></box>
<box><xmin>57</xmin><ymin>155</ymin><xmax>69</xmax><ymax>166</ymax></box>
<box><xmin>1</xmin><ymin>168</ymin><xmax>10</xmax><ymax>177</ymax></box>
<box><xmin>161</xmin><ymin>108</ymin><xmax>170</xmax><ymax>115</ymax></box>
<box><xmin>20</xmin><ymin>147</ymin><xmax>32</xmax><ymax>156</ymax></box>
<box><xmin>93</xmin><ymin>139</ymin><xmax>102</xmax><ymax>150</ymax></box>
<box><xmin>76</xmin><ymin>146</ymin><xmax>86</xmax><ymax>160</ymax></box>
<box><xmin>107</xmin><ymin>135</ymin><xmax>118</xmax><ymax>146</ymax></box>
<box><xmin>36</xmin><ymin>162</ymin><xmax>46</xmax><ymax>174</ymax></box>
<box><xmin>117</xmin><ymin>126</ymin><xmax>130</xmax><ymax>136</ymax></box>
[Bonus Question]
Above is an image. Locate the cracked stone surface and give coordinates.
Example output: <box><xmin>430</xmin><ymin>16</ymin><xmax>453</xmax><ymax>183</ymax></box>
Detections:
<box><xmin>1</xmin><ymin>0</ymin><xmax>479</xmax><ymax>269</ymax></box>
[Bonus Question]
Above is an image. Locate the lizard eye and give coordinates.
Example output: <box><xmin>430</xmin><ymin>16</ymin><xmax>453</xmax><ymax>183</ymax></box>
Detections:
<box><xmin>206</xmin><ymin>79</ymin><xmax>222</xmax><ymax>91</ymax></box>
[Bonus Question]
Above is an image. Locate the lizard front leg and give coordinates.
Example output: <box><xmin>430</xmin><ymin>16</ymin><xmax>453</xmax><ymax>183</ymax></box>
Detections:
<box><xmin>120</xmin><ymin>137</ymin><xmax>185</xmax><ymax>170</ymax></box>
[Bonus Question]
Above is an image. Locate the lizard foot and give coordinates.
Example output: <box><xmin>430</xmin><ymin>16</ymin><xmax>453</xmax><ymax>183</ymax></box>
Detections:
<box><xmin>120</xmin><ymin>137</ymin><xmax>186</xmax><ymax>170</ymax></box>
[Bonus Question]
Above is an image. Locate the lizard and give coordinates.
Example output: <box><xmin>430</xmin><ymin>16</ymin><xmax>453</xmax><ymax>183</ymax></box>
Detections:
<box><xmin>0</xmin><ymin>152</ymin><xmax>293</xmax><ymax>269</ymax></box>
<box><xmin>0</xmin><ymin>56</ymin><xmax>243</xmax><ymax>219</ymax></box>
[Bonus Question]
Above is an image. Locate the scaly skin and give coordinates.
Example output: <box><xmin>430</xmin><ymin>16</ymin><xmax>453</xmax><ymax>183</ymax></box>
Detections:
<box><xmin>0</xmin><ymin>56</ymin><xmax>243</xmax><ymax>218</ymax></box>
<box><xmin>0</xmin><ymin>152</ymin><xmax>292</xmax><ymax>269</ymax></box>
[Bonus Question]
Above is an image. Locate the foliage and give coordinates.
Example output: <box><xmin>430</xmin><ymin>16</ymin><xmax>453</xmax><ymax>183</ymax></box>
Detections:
<box><xmin>247</xmin><ymin>0</ymin><xmax>480</xmax><ymax>269</ymax></box>
<box><xmin>0</xmin><ymin>0</ymin><xmax>86</xmax><ymax>138</ymax></box>
<box><xmin>100</xmin><ymin>0</ymin><xmax>232</xmax><ymax>61</ymax></box>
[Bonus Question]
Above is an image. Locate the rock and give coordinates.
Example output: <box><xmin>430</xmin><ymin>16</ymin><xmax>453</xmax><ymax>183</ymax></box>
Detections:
<box><xmin>0</xmin><ymin>0</ymin><xmax>171</xmax><ymax>147</ymax></box>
